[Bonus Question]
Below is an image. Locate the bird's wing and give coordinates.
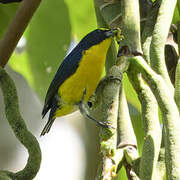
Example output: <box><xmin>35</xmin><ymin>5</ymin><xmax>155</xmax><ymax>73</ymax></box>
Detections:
<box><xmin>42</xmin><ymin>47</ymin><xmax>83</xmax><ymax>118</ymax></box>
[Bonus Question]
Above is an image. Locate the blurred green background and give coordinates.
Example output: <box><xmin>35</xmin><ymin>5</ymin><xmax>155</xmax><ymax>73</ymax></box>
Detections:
<box><xmin>0</xmin><ymin>0</ymin><xmax>179</xmax><ymax>179</ymax></box>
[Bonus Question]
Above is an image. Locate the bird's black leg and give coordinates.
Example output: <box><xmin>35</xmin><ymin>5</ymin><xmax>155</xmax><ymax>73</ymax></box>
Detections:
<box><xmin>78</xmin><ymin>88</ymin><xmax>112</xmax><ymax>128</ymax></box>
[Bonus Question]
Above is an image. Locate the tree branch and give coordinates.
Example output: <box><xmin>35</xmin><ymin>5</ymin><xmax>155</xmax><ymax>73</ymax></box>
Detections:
<box><xmin>0</xmin><ymin>67</ymin><xmax>41</xmax><ymax>180</ymax></box>
<box><xmin>0</xmin><ymin>0</ymin><xmax>41</xmax><ymax>67</ymax></box>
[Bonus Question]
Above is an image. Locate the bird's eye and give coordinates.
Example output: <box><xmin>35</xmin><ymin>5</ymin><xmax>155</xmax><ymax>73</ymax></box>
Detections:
<box><xmin>87</xmin><ymin>101</ymin><xmax>93</xmax><ymax>108</ymax></box>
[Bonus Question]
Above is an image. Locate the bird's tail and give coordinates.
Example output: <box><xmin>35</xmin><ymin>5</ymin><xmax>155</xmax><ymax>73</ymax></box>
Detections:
<box><xmin>41</xmin><ymin>96</ymin><xmax>58</xmax><ymax>136</ymax></box>
<box><xmin>40</xmin><ymin>117</ymin><xmax>55</xmax><ymax>136</ymax></box>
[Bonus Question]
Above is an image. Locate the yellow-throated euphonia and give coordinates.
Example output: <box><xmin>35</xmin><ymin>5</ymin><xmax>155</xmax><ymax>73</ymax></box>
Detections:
<box><xmin>41</xmin><ymin>28</ymin><xmax>119</xmax><ymax>136</ymax></box>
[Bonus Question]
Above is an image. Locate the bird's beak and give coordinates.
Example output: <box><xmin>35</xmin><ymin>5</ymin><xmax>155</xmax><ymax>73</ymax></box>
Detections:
<box><xmin>105</xmin><ymin>28</ymin><xmax>119</xmax><ymax>37</ymax></box>
<box><xmin>105</xmin><ymin>28</ymin><xmax>123</xmax><ymax>43</ymax></box>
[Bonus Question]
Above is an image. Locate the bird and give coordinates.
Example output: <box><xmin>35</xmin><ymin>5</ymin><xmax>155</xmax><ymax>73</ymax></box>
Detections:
<box><xmin>41</xmin><ymin>28</ymin><xmax>119</xmax><ymax>136</ymax></box>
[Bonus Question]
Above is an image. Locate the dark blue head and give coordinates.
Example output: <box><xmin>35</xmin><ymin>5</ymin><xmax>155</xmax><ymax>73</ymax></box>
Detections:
<box><xmin>77</xmin><ymin>28</ymin><xmax>118</xmax><ymax>50</ymax></box>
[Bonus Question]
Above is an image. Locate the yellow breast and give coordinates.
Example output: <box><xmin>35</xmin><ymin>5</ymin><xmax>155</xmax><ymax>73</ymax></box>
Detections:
<box><xmin>59</xmin><ymin>37</ymin><xmax>112</xmax><ymax>104</ymax></box>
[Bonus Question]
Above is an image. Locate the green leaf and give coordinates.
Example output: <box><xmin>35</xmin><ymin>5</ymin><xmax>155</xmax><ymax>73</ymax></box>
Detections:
<box><xmin>131</xmin><ymin>114</ymin><xmax>144</xmax><ymax>155</ymax></box>
<box><xmin>172</xmin><ymin>5</ymin><xmax>180</xmax><ymax>24</ymax></box>
<box><xmin>116</xmin><ymin>166</ymin><xmax>128</xmax><ymax>180</ymax></box>
<box><xmin>123</xmin><ymin>73</ymin><xmax>141</xmax><ymax>112</ymax></box>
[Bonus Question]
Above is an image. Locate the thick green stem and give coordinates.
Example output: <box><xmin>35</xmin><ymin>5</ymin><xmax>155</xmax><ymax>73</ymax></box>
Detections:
<box><xmin>0</xmin><ymin>67</ymin><xmax>41</xmax><ymax>180</ymax></box>
<box><xmin>141</xmin><ymin>2</ymin><xmax>159</xmax><ymax>64</ymax></box>
<box><xmin>138</xmin><ymin>3</ymin><xmax>163</xmax><ymax>178</ymax></box>
<box><xmin>150</xmin><ymin>0</ymin><xmax>176</xmax><ymax>93</ymax></box>
<box><xmin>95</xmin><ymin>65</ymin><xmax>122</xmax><ymax>179</ymax></box>
<box><xmin>128</xmin><ymin>69</ymin><xmax>161</xmax><ymax>180</ymax></box>
<box><xmin>120</xmin><ymin>0</ymin><xmax>142</xmax><ymax>54</ymax></box>
<box><xmin>138</xmin><ymin>81</ymin><xmax>161</xmax><ymax>180</ymax></box>
<box><xmin>128</xmin><ymin>56</ymin><xmax>180</xmax><ymax>180</ymax></box>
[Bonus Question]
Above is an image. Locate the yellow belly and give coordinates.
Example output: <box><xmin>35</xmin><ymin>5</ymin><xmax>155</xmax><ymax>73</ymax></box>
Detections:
<box><xmin>58</xmin><ymin>37</ymin><xmax>112</xmax><ymax>106</ymax></box>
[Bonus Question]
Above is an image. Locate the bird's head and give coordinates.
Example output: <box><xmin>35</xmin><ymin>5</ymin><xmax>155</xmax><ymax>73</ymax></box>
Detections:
<box><xmin>92</xmin><ymin>28</ymin><xmax>119</xmax><ymax>39</ymax></box>
<box><xmin>89</xmin><ymin>28</ymin><xmax>123</xmax><ymax>43</ymax></box>
<box><xmin>102</xmin><ymin>28</ymin><xmax>119</xmax><ymax>37</ymax></box>
<box><xmin>102</xmin><ymin>28</ymin><xmax>123</xmax><ymax>43</ymax></box>
<box><xmin>77</xmin><ymin>28</ymin><xmax>123</xmax><ymax>50</ymax></box>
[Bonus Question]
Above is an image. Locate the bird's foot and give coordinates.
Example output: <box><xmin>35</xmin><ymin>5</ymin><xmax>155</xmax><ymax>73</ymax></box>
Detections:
<box><xmin>79</xmin><ymin>88</ymin><xmax>114</xmax><ymax>129</ymax></box>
